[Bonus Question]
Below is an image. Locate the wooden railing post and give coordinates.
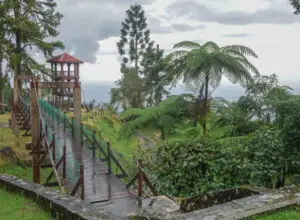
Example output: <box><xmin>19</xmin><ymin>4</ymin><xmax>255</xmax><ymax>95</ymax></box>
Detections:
<box><xmin>63</xmin><ymin>144</ymin><xmax>66</xmax><ymax>179</ymax></box>
<box><xmin>92</xmin><ymin>130</ymin><xmax>96</xmax><ymax>159</ymax></box>
<box><xmin>63</xmin><ymin>114</ymin><xmax>66</xmax><ymax>132</ymax></box>
<box><xmin>45</xmin><ymin>124</ymin><xmax>48</xmax><ymax>138</ymax></box>
<box><xmin>80</xmin><ymin>164</ymin><xmax>84</xmax><ymax>200</ymax></box>
<box><xmin>71</xmin><ymin>117</ymin><xmax>74</xmax><ymax>137</ymax></box>
<box><xmin>107</xmin><ymin>142</ymin><xmax>111</xmax><ymax>174</ymax></box>
<box><xmin>39</xmin><ymin>119</ymin><xmax>42</xmax><ymax>138</ymax></box>
<box><xmin>138</xmin><ymin>159</ymin><xmax>143</xmax><ymax>197</ymax></box>
<box><xmin>80</xmin><ymin>122</ymin><xmax>83</xmax><ymax>147</ymax></box>
<box><xmin>52</xmin><ymin>133</ymin><xmax>56</xmax><ymax>161</ymax></box>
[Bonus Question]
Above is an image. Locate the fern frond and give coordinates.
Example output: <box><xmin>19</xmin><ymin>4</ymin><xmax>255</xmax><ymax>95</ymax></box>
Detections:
<box><xmin>222</xmin><ymin>45</ymin><xmax>258</xmax><ymax>58</ymax></box>
<box><xmin>173</xmin><ymin>41</ymin><xmax>201</xmax><ymax>50</ymax></box>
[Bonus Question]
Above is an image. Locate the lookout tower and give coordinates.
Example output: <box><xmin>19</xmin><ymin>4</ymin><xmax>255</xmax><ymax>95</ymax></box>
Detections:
<box><xmin>47</xmin><ymin>53</ymin><xmax>84</xmax><ymax>110</ymax></box>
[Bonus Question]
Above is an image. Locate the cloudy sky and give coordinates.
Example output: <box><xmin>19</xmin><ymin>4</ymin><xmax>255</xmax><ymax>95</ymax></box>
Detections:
<box><xmin>54</xmin><ymin>0</ymin><xmax>300</xmax><ymax>89</ymax></box>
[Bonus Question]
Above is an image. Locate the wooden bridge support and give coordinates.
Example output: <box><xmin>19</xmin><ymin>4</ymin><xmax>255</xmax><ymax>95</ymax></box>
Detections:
<box><xmin>73</xmin><ymin>82</ymin><xmax>81</xmax><ymax>146</ymax></box>
<box><xmin>30</xmin><ymin>82</ymin><xmax>40</xmax><ymax>184</ymax></box>
<box><xmin>13</xmin><ymin>75</ymin><xmax>19</xmax><ymax>105</ymax></box>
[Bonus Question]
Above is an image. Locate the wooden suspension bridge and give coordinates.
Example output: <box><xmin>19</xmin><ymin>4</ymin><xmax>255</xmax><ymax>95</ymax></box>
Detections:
<box><xmin>10</xmin><ymin>53</ymin><xmax>157</xmax><ymax>219</ymax></box>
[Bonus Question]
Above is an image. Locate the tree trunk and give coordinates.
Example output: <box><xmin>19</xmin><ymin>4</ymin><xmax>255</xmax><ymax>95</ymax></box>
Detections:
<box><xmin>202</xmin><ymin>75</ymin><xmax>209</xmax><ymax>135</ymax></box>
<box><xmin>14</xmin><ymin>0</ymin><xmax>22</xmax><ymax>76</ymax></box>
<box><xmin>194</xmin><ymin>84</ymin><xmax>204</xmax><ymax>127</ymax></box>
<box><xmin>135</xmin><ymin>36</ymin><xmax>138</xmax><ymax>73</ymax></box>
<box><xmin>160</xmin><ymin>126</ymin><xmax>165</xmax><ymax>140</ymax></box>
<box><xmin>0</xmin><ymin>57</ymin><xmax>3</xmax><ymax>112</ymax></box>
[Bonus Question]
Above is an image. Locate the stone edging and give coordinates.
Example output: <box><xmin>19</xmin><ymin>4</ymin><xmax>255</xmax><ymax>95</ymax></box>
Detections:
<box><xmin>0</xmin><ymin>174</ymin><xmax>109</xmax><ymax>220</ymax></box>
<box><xmin>135</xmin><ymin>186</ymin><xmax>300</xmax><ymax>220</ymax></box>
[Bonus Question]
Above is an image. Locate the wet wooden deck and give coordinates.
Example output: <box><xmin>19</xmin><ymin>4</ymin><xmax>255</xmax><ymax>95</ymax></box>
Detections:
<box><xmin>44</xmin><ymin>115</ymin><xmax>141</xmax><ymax>218</ymax></box>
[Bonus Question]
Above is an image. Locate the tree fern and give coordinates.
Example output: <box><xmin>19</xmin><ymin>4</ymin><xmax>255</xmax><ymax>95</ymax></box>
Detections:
<box><xmin>119</xmin><ymin>95</ymin><xmax>193</xmax><ymax>139</ymax></box>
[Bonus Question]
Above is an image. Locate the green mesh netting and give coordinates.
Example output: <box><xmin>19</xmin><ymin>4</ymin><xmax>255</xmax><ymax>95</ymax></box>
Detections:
<box><xmin>38</xmin><ymin>98</ymin><xmax>132</xmax><ymax>179</ymax></box>
<box><xmin>40</xmin><ymin>116</ymin><xmax>81</xmax><ymax>186</ymax></box>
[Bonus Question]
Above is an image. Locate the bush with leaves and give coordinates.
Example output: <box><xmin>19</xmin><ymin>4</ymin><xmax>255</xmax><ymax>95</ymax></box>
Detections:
<box><xmin>144</xmin><ymin>123</ymin><xmax>300</xmax><ymax>197</ymax></box>
<box><xmin>145</xmin><ymin>136</ymin><xmax>254</xmax><ymax>197</ymax></box>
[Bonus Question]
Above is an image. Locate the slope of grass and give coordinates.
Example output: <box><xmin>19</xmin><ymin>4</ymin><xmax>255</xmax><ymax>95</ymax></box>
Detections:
<box><xmin>0</xmin><ymin>188</ymin><xmax>49</xmax><ymax>220</ymax></box>
<box><xmin>0</xmin><ymin>115</ymin><xmax>54</xmax><ymax>183</ymax></box>
<box><xmin>0</xmin><ymin>113</ymin><xmax>10</xmax><ymax>124</ymax></box>
<box><xmin>0</xmin><ymin>127</ymin><xmax>31</xmax><ymax>161</ymax></box>
<box><xmin>251</xmin><ymin>206</ymin><xmax>300</xmax><ymax>220</ymax></box>
<box><xmin>83</xmin><ymin>114</ymin><xmax>138</xmax><ymax>158</ymax></box>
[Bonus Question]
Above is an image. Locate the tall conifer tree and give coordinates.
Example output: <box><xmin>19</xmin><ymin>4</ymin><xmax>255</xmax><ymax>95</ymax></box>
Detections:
<box><xmin>117</xmin><ymin>3</ymin><xmax>153</xmax><ymax>72</ymax></box>
<box><xmin>3</xmin><ymin>0</ymin><xmax>64</xmax><ymax>76</ymax></box>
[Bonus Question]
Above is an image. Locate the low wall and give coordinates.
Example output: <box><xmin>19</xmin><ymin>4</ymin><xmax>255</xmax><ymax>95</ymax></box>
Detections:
<box><xmin>135</xmin><ymin>186</ymin><xmax>300</xmax><ymax>220</ymax></box>
<box><xmin>0</xmin><ymin>175</ymin><xmax>109</xmax><ymax>220</ymax></box>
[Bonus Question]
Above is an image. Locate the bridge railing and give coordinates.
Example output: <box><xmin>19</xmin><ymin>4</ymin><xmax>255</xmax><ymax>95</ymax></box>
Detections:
<box><xmin>39</xmin><ymin>108</ymin><xmax>84</xmax><ymax>199</ymax></box>
<box><xmin>38</xmin><ymin>99</ymin><xmax>129</xmax><ymax>179</ymax></box>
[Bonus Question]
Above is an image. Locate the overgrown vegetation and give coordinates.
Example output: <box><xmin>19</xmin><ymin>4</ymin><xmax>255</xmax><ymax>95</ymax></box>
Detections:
<box><xmin>77</xmin><ymin>3</ymin><xmax>300</xmax><ymax>199</ymax></box>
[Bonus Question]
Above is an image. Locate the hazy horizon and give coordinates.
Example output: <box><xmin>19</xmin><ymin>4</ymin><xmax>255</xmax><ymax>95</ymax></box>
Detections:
<box><xmin>81</xmin><ymin>81</ymin><xmax>300</xmax><ymax>104</ymax></box>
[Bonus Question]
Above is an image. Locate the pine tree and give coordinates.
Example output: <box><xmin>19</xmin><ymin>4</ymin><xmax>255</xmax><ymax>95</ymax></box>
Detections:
<box><xmin>3</xmin><ymin>0</ymin><xmax>64</xmax><ymax>76</ymax></box>
<box><xmin>289</xmin><ymin>0</ymin><xmax>300</xmax><ymax>14</ymax></box>
<box><xmin>0</xmin><ymin>1</ymin><xmax>10</xmax><ymax>109</ymax></box>
<box><xmin>141</xmin><ymin>44</ymin><xmax>169</xmax><ymax>106</ymax></box>
<box><xmin>117</xmin><ymin>3</ymin><xmax>153</xmax><ymax>72</ymax></box>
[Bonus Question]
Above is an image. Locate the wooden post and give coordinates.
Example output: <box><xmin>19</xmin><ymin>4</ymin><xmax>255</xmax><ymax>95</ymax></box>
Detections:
<box><xmin>63</xmin><ymin>144</ymin><xmax>66</xmax><ymax>179</ymax></box>
<box><xmin>30</xmin><ymin>82</ymin><xmax>40</xmax><ymax>184</ymax></box>
<box><xmin>81</xmin><ymin>122</ymin><xmax>83</xmax><ymax>147</ymax></box>
<box><xmin>92</xmin><ymin>130</ymin><xmax>96</xmax><ymax>159</ymax></box>
<box><xmin>52</xmin><ymin>133</ymin><xmax>56</xmax><ymax>161</ymax></box>
<box><xmin>107</xmin><ymin>142</ymin><xmax>111</xmax><ymax>174</ymax></box>
<box><xmin>45</xmin><ymin>124</ymin><xmax>48</xmax><ymax>138</ymax></box>
<box><xmin>73</xmin><ymin>82</ymin><xmax>81</xmax><ymax>145</ymax></box>
<box><xmin>39</xmin><ymin>119</ymin><xmax>42</xmax><ymax>138</ymax></box>
<box><xmin>80</xmin><ymin>164</ymin><xmax>84</xmax><ymax>200</ymax></box>
<box><xmin>13</xmin><ymin>75</ymin><xmax>19</xmax><ymax>105</ymax></box>
<box><xmin>71</xmin><ymin>116</ymin><xmax>74</xmax><ymax>137</ymax></box>
<box><xmin>138</xmin><ymin>159</ymin><xmax>143</xmax><ymax>197</ymax></box>
<box><xmin>63</xmin><ymin>113</ymin><xmax>66</xmax><ymax>132</ymax></box>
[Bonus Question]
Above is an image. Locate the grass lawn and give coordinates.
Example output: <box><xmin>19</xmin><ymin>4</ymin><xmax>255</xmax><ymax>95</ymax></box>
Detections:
<box><xmin>251</xmin><ymin>206</ymin><xmax>300</xmax><ymax>220</ymax></box>
<box><xmin>0</xmin><ymin>114</ymin><xmax>54</xmax><ymax>183</ymax></box>
<box><xmin>0</xmin><ymin>113</ymin><xmax>10</xmax><ymax>124</ymax></box>
<box><xmin>83</xmin><ymin>115</ymin><xmax>138</xmax><ymax>158</ymax></box>
<box><xmin>0</xmin><ymin>127</ymin><xmax>31</xmax><ymax>165</ymax></box>
<box><xmin>0</xmin><ymin>188</ymin><xmax>49</xmax><ymax>220</ymax></box>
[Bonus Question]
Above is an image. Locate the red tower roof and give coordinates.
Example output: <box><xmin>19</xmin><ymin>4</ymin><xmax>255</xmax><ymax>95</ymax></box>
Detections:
<box><xmin>47</xmin><ymin>52</ymin><xmax>84</xmax><ymax>63</ymax></box>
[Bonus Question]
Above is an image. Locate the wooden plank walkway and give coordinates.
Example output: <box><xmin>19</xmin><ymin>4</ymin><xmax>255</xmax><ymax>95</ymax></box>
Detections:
<box><xmin>43</xmin><ymin>115</ymin><xmax>141</xmax><ymax>218</ymax></box>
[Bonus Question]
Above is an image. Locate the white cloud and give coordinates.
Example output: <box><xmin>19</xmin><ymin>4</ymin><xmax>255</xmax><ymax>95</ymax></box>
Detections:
<box><xmin>80</xmin><ymin>54</ymin><xmax>120</xmax><ymax>83</ymax></box>
<box><xmin>78</xmin><ymin>0</ymin><xmax>300</xmax><ymax>89</ymax></box>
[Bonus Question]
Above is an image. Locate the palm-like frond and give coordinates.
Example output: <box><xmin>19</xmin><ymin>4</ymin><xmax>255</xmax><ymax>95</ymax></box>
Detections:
<box><xmin>222</xmin><ymin>45</ymin><xmax>258</xmax><ymax>58</ymax></box>
<box><xmin>173</xmin><ymin>41</ymin><xmax>201</xmax><ymax>50</ymax></box>
<box><xmin>165</xmin><ymin>50</ymin><xmax>189</xmax><ymax>62</ymax></box>
<box><xmin>201</xmin><ymin>41</ymin><xmax>220</xmax><ymax>53</ymax></box>
<box><xmin>120</xmin><ymin>108</ymin><xmax>143</xmax><ymax>118</ymax></box>
<box><xmin>119</xmin><ymin>95</ymin><xmax>194</xmax><ymax>138</ymax></box>
<box><xmin>214</xmin><ymin>53</ymin><xmax>253</xmax><ymax>85</ymax></box>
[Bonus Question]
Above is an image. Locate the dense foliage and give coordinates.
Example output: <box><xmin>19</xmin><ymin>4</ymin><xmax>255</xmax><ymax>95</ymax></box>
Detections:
<box><xmin>143</xmin><ymin>123</ymin><xmax>300</xmax><ymax>197</ymax></box>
